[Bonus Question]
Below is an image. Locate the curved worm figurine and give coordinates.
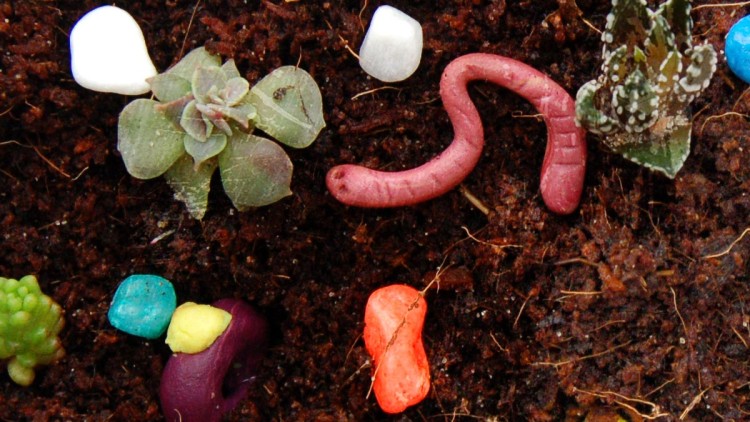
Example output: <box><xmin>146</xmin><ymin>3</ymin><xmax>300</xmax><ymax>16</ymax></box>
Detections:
<box><xmin>326</xmin><ymin>53</ymin><xmax>586</xmax><ymax>215</ymax></box>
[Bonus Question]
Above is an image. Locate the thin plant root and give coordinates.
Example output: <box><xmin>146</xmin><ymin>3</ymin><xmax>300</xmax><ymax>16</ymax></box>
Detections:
<box><xmin>703</xmin><ymin>228</ymin><xmax>750</xmax><ymax>259</ymax></box>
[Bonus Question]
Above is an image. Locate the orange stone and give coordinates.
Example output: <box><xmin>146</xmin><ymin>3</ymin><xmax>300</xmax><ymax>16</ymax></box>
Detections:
<box><xmin>363</xmin><ymin>284</ymin><xmax>430</xmax><ymax>413</ymax></box>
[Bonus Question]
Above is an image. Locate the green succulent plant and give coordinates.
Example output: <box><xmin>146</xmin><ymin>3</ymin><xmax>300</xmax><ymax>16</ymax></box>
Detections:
<box><xmin>575</xmin><ymin>0</ymin><xmax>717</xmax><ymax>178</ymax></box>
<box><xmin>0</xmin><ymin>275</ymin><xmax>65</xmax><ymax>386</ymax></box>
<box><xmin>118</xmin><ymin>47</ymin><xmax>326</xmax><ymax>219</ymax></box>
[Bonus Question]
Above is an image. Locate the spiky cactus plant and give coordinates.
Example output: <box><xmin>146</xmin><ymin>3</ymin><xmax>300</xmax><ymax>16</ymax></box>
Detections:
<box><xmin>576</xmin><ymin>0</ymin><xmax>717</xmax><ymax>178</ymax></box>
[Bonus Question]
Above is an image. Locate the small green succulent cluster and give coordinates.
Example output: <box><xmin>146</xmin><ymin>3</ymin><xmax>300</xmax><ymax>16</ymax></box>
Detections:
<box><xmin>0</xmin><ymin>275</ymin><xmax>65</xmax><ymax>386</ymax></box>
<box><xmin>118</xmin><ymin>47</ymin><xmax>325</xmax><ymax>219</ymax></box>
<box><xmin>576</xmin><ymin>0</ymin><xmax>717</xmax><ymax>178</ymax></box>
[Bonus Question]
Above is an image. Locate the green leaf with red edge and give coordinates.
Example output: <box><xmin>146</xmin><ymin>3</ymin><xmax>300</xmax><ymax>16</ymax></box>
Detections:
<box><xmin>218</xmin><ymin>132</ymin><xmax>293</xmax><ymax>210</ymax></box>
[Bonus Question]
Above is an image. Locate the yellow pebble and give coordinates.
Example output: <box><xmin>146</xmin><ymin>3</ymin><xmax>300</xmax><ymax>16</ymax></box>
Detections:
<box><xmin>165</xmin><ymin>302</ymin><xmax>232</xmax><ymax>354</ymax></box>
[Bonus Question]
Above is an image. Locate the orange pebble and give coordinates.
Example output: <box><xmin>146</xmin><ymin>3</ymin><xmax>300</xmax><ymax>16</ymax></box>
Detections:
<box><xmin>363</xmin><ymin>284</ymin><xmax>430</xmax><ymax>413</ymax></box>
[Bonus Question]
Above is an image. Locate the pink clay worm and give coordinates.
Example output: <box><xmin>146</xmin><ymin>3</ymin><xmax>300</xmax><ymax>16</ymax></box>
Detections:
<box><xmin>326</xmin><ymin>53</ymin><xmax>587</xmax><ymax>215</ymax></box>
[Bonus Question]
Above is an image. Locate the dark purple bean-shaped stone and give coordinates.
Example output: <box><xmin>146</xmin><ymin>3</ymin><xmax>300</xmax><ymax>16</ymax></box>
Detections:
<box><xmin>159</xmin><ymin>299</ymin><xmax>267</xmax><ymax>422</ymax></box>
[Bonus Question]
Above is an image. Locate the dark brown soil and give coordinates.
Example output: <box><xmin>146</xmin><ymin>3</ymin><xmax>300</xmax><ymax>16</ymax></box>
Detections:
<box><xmin>1</xmin><ymin>0</ymin><xmax>749</xmax><ymax>420</ymax></box>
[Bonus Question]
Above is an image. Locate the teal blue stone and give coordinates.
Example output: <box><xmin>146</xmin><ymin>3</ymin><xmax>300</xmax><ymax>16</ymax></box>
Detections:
<box><xmin>726</xmin><ymin>15</ymin><xmax>750</xmax><ymax>84</ymax></box>
<box><xmin>108</xmin><ymin>274</ymin><xmax>176</xmax><ymax>339</ymax></box>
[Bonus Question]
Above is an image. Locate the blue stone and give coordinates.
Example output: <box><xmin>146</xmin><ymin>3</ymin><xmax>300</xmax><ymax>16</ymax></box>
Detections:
<box><xmin>108</xmin><ymin>274</ymin><xmax>176</xmax><ymax>339</ymax></box>
<box><xmin>726</xmin><ymin>15</ymin><xmax>750</xmax><ymax>84</ymax></box>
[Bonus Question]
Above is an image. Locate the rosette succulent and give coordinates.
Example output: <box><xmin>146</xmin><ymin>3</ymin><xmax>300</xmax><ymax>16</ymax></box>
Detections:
<box><xmin>0</xmin><ymin>275</ymin><xmax>65</xmax><ymax>386</ymax></box>
<box><xmin>575</xmin><ymin>0</ymin><xmax>717</xmax><ymax>178</ymax></box>
<box><xmin>118</xmin><ymin>47</ymin><xmax>325</xmax><ymax>219</ymax></box>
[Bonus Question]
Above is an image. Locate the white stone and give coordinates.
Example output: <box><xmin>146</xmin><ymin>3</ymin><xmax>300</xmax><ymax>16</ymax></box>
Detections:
<box><xmin>70</xmin><ymin>6</ymin><xmax>157</xmax><ymax>95</ymax></box>
<box><xmin>358</xmin><ymin>5</ymin><xmax>423</xmax><ymax>83</ymax></box>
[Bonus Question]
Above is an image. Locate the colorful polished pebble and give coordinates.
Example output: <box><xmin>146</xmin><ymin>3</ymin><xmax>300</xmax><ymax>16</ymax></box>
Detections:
<box><xmin>165</xmin><ymin>302</ymin><xmax>231</xmax><ymax>354</ymax></box>
<box><xmin>108</xmin><ymin>274</ymin><xmax>176</xmax><ymax>339</ymax></box>
<box><xmin>726</xmin><ymin>15</ymin><xmax>750</xmax><ymax>84</ymax></box>
<box><xmin>363</xmin><ymin>284</ymin><xmax>430</xmax><ymax>414</ymax></box>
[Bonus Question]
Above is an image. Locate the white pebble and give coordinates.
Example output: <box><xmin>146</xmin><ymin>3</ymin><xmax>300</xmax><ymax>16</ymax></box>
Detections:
<box><xmin>70</xmin><ymin>6</ymin><xmax>157</xmax><ymax>95</ymax></box>
<box><xmin>358</xmin><ymin>5</ymin><xmax>423</xmax><ymax>83</ymax></box>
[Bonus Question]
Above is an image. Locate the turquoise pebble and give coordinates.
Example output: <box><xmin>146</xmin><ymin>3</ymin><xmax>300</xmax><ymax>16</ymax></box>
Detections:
<box><xmin>726</xmin><ymin>15</ymin><xmax>750</xmax><ymax>84</ymax></box>
<box><xmin>108</xmin><ymin>274</ymin><xmax>176</xmax><ymax>339</ymax></box>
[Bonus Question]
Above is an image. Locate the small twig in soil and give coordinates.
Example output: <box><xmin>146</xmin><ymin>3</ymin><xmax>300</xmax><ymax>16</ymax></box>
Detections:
<box><xmin>350</xmin><ymin>86</ymin><xmax>400</xmax><ymax>100</ymax></box>
<box><xmin>702</xmin><ymin>228</ymin><xmax>750</xmax><ymax>259</ymax></box>
<box><xmin>679</xmin><ymin>387</ymin><xmax>712</xmax><ymax>420</ymax></box>
<box><xmin>178</xmin><ymin>0</ymin><xmax>202</xmax><ymax>62</ymax></box>
<box><xmin>573</xmin><ymin>387</ymin><xmax>669</xmax><ymax>420</ymax></box>
<box><xmin>0</xmin><ymin>105</ymin><xmax>14</xmax><ymax>116</ymax></box>
<box><xmin>671</xmin><ymin>287</ymin><xmax>689</xmax><ymax>344</ymax></box>
<box><xmin>489</xmin><ymin>332</ymin><xmax>507</xmax><ymax>353</ymax></box>
<box><xmin>734</xmin><ymin>87</ymin><xmax>750</xmax><ymax>111</ymax></box>
<box><xmin>580</xmin><ymin>16</ymin><xmax>602</xmax><ymax>34</ymax></box>
<box><xmin>70</xmin><ymin>166</ymin><xmax>89</xmax><ymax>182</ymax></box>
<box><xmin>558</xmin><ymin>289</ymin><xmax>601</xmax><ymax>296</ymax></box>
<box><xmin>532</xmin><ymin>340</ymin><xmax>631</xmax><ymax>368</ymax></box>
<box><xmin>693</xmin><ymin>1</ymin><xmax>750</xmax><ymax>11</ymax></box>
<box><xmin>0</xmin><ymin>140</ymin><xmax>28</xmax><ymax>147</ymax></box>
<box><xmin>513</xmin><ymin>288</ymin><xmax>537</xmax><ymax>329</ymax></box>
<box><xmin>358</xmin><ymin>0</ymin><xmax>368</xmax><ymax>32</ymax></box>
<box><xmin>698</xmin><ymin>111</ymin><xmax>749</xmax><ymax>135</ymax></box>
<box><xmin>731</xmin><ymin>325</ymin><xmax>748</xmax><ymax>348</ymax></box>
<box><xmin>32</xmin><ymin>146</ymin><xmax>71</xmax><ymax>179</ymax></box>
<box><xmin>460</xmin><ymin>226</ymin><xmax>522</xmax><ymax>251</ymax></box>
<box><xmin>458</xmin><ymin>185</ymin><xmax>490</xmax><ymax>215</ymax></box>
<box><xmin>556</xmin><ymin>289</ymin><xmax>602</xmax><ymax>302</ymax></box>
<box><xmin>343</xmin><ymin>332</ymin><xmax>363</xmax><ymax>368</ymax></box>
<box><xmin>323</xmin><ymin>20</ymin><xmax>360</xmax><ymax>60</ymax></box>
<box><xmin>593</xmin><ymin>319</ymin><xmax>625</xmax><ymax>332</ymax></box>
<box><xmin>553</xmin><ymin>257</ymin><xmax>598</xmax><ymax>267</ymax></box>
<box><xmin>644</xmin><ymin>378</ymin><xmax>675</xmax><ymax>398</ymax></box>
<box><xmin>344</xmin><ymin>361</ymin><xmax>371</xmax><ymax>386</ymax></box>
<box><xmin>149</xmin><ymin>229</ymin><xmax>176</xmax><ymax>245</ymax></box>
<box><xmin>510</xmin><ymin>111</ymin><xmax>544</xmax><ymax>121</ymax></box>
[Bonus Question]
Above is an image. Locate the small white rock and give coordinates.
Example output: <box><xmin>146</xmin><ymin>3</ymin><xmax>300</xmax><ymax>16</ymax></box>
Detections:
<box><xmin>70</xmin><ymin>6</ymin><xmax>157</xmax><ymax>95</ymax></box>
<box><xmin>358</xmin><ymin>5</ymin><xmax>423</xmax><ymax>83</ymax></box>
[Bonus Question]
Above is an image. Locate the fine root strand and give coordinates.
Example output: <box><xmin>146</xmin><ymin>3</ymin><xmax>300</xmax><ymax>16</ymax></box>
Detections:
<box><xmin>703</xmin><ymin>228</ymin><xmax>750</xmax><ymax>259</ymax></box>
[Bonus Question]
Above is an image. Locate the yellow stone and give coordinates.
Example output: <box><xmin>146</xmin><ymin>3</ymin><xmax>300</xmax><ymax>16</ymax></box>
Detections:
<box><xmin>165</xmin><ymin>302</ymin><xmax>231</xmax><ymax>354</ymax></box>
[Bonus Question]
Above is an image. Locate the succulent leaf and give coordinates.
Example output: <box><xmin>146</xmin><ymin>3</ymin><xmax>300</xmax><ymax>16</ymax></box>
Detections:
<box><xmin>575</xmin><ymin>0</ymin><xmax>715</xmax><ymax>178</ymax></box>
<box><xmin>184</xmin><ymin>132</ymin><xmax>227</xmax><ymax>168</ymax></box>
<box><xmin>618</xmin><ymin>117</ymin><xmax>691</xmax><ymax>178</ymax></box>
<box><xmin>180</xmin><ymin>100</ymin><xmax>213</xmax><ymax>142</ymax></box>
<box><xmin>656</xmin><ymin>0</ymin><xmax>692</xmax><ymax>50</ymax></box>
<box><xmin>195</xmin><ymin>103</ymin><xmax>233</xmax><ymax>136</ymax></box>
<box><xmin>154</xmin><ymin>95</ymin><xmax>194</xmax><ymax>126</ymax></box>
<box><xmin>676</xmin><ymin>44</ymin><xmax>718</xmax><ymax>101</ymax></box>
<box><xmin>247</xmin><ymin>66</ymin><xmax>326</xmax><ymax>148</ymax></box>
<box><xmin>164</xmin><ymin>154</ymin><xmax>218</xmax><ymax>220</ymax></box>
<box><xmin>118</xmin><ymin>99</ymin><xmax>186</xmax><ymax>179</ymax></box>
<box><xmin>575</xmin><ymin>80</ymin><xmax>619</xmax><ymax>135</ymax></box>
<box><xmin>645</xmin><ymin>14</ymin><xmax>676</xmax><ymax>70</ymax></box>
<box><xmin>604</xmin><ymin>0</ymin><xmax>649</xmax><ymax>46</ymax></box>
<box><xmin>221</xmin><ymin>59</ymin><xmax>242</xmax><ymax>80</ymax></box>
<box><xmin>612</xmin><ymin>70</ymin><xmax>659</xmax><ymax>133</ymax></box>
<box><xmin>222</xmin><ymin>102</ymin><xmax>256</xmax><ymax>130</ymax></box>
<box><xmin>192</xmin><ymin>66</ymin><xmax>227</xmax><ymax>105</ymax></box>
<box><xmin>164</xmin><ymin>47</ymin><xmax>221</xmax><ymax>80</ymax></box>
<box><xmin>149</xmin><ymin>73</ymin><xmax>192</xmax><ymax>103</ymax></box>
<box><xmin>218</xmin><ymin>132</ymin><xmax>293</xmax><ymax>210</ymax></box>
<box><xmin>222</xmin><ymin>77</ymin><xmax>250</xmax><ymax>106</ymax></box>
